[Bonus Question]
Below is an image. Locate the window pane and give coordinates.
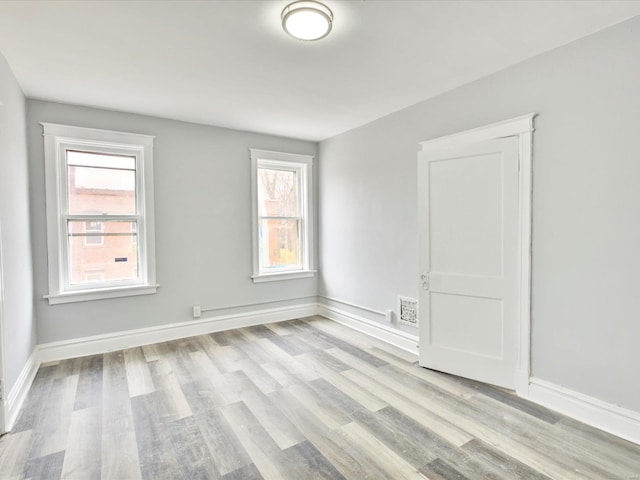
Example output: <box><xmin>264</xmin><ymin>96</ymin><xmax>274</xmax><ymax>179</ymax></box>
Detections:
<box><xmin>259</xmin><ymin>219</ymin><xmax>301</xmax><ymax>270</ymax></box>
<box><xmin>68</xmin><ymin>220</ymin><xmax>138</xmax><ymax>285</ymax></box>
<box><xmin>84</xmin><ymin>221</ymin><xmax>103</xmax><ymax>245</ymax></box>
<box><xmin>67</xmin><ymin>151</ymin><xmax>136</xmax><ymax>215</ymax></box>
<box><xmin>67</xmin><ymin>150</ymin><xmax>135</xmax><ymax>170</ymax></box>
<box><xmin>257</xmin><ymin>168</ymin><xmax>298</xmax><ymax>217</ymax></box>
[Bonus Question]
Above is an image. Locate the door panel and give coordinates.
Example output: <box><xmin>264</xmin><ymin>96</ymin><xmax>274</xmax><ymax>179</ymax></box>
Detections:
<box><xmin>418</xmin><ymin>137</ymin><xmax>519</xmax><ymax>389</ymax></box>
<box><xmin>430</xmin><ymin>292</ymin><xmax>503</xmax><ymax>359</ymax></box>
<box><xmin>429</xmin><ymin>152</ymin><xmax>504</xmax><ymax>277</ymax></box>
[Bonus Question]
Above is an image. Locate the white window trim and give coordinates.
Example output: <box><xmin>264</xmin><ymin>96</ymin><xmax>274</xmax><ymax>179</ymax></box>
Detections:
<box><xmin>250</xmin><ymin>148</ymin><xmax>316</xmax><ymax>283</ymax></box>
<box><xmin>41</xmin><ymin>123</ymin><xmax>159</xmax><ymax>304</ymax></box>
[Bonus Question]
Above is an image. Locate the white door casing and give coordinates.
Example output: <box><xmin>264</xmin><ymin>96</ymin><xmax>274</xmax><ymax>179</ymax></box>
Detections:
<box><xmin>418</xmin><ymin>114</ymin><xmax>534</xmax><ymax>393</ymax></box>
<box><xmin>0</xmin><ymin>223</ymin><xmax>6</xmax><ymax>433</ymax></box>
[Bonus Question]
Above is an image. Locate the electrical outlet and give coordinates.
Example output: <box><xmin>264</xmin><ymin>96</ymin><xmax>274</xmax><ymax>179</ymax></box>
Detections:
<box><xmin>385</xmin><ymin>309</ymin><xmax>393</xmax><ymax>323</ymax></box>
<box><xmin>193</xmin><ymin>305</ymin><xmax>201</xmax><ymax>318</ymax></box>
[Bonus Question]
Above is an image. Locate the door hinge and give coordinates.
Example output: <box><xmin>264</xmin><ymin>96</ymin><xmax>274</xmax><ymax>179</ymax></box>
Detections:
<box><xmin>420</xmin><ymin>272</ymin><xmax>430</xmax><ymax>291</ymax></box>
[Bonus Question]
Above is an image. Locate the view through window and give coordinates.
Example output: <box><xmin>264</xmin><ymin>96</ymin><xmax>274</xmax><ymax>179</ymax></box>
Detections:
<box><xmin>250</xmin><ymin>149</ymin><xmax>314</xmax><ymax>282</ymax></box>
<box><xmin>66</xmin><ymin>151</ymin><xmax>139</xmax><ymax>286</ymax></box>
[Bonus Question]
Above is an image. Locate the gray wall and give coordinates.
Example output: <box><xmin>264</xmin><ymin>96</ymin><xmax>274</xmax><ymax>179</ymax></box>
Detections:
<box><xmin>0</xmin><ymin>54</ymin><xmax>36</xmax><ymax>393</ymax></box>
<box><xmin>27</xmin><ymin>100</ymin><xmax>318</xmax><ymax>344</ymax></box>
<box><xmin>319</xmin><ymin>16</ymin><xmax>640</xmax><ymax>412</ymax></box>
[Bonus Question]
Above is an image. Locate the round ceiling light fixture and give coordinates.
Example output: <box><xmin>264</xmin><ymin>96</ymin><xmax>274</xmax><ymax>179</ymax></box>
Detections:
<box><xmin>281</xmin><ymin>1</ymin><xmax>333</xmax><ymax>41</ymax></box>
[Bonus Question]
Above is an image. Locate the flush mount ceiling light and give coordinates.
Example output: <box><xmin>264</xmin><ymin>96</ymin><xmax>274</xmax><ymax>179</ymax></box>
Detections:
<box><xmin>281</xmin><ymin>1</ymin><xmax>333</xmax><ymax>41</ymax></box>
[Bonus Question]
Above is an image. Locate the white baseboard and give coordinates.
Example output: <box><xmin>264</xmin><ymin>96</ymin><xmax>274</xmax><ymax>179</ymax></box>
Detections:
<box><xmin>318</xmin><ymin>303</ymin><xmax>419</xmax><ymax>355</ymax></box>
<box><xmin>525</xmin><ymin>377</ymin><xmax>640</xmax><ymax>445</ymax></box>
<box><xmin>5</xmin><ymin>349</ymin><xmax>39</xmax><ymax>431</ymax></box>
<box><xmin>38</xmin><ymin>302</ymin><xmax>318</xmax><ymax>363</ymax></box>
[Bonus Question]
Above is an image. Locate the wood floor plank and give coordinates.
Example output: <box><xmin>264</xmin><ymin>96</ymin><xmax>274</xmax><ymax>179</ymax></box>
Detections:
<box><xmin>221</xmin><ymin>463</ymin><xmax>264</xmax><ymax>480</ymax></box>
<box><xmin>27</xmin><ymin>374</ymin><xmax>79</xmax><ymax>459</ymax></box>
<box><xmin>294</xmin><ymin>331</ymin><xmax>337</xmax><ymax>351</ymax></box>
<box><xmin>11</xmin><ymin>366</ymin><xmax>57</xmax><ymax>434</ymax></box>
<box><xmin>268</xmin><ymin>388</ymin><xmax>401</xmax><ymax>480</ymax></box>
<box><xmin>264</xmin><ymin>321</ymin><xmax>295</xmax><ymax>336</ymax></box>
<box><xmin>458</xmin><ymin>376</ymin><xmax>561</xmax><ymax>423</ymax></box>
<box><xmin>101</xmin><ymin>432</ymin><xmax>142</xmax><ymax>480</ymax></box>
<box><xmin>166</xmin><ymin>415</ymin><xmax>220</xmax><ymax>479</ymax></box>
<box><xmin>461</xmin><ymin>439</ymin><xmax>551</xmax><ymax>480</ymax></box>
<box><xmin>286</xmin><ymin>382</ymin><xmax>352</xmax><ymax>430</ymax></box>
<box><xmin>210</xmin><ymin>330</ymin><xmax>239</xmax><ymax>346</ymax></box>
<box><xmin>311</xmin><ymin>330</ymin><xmax>389</xmax><ymax>368</ymax></box>
<box><xmin>556</xmin><ymin>415</ymin><xmax>640</xmax><ymax>472</ymax></box>
<box><xmin>233</xmin><ymin>335</ymin><xmax>276</xmax><ymax>365</ymax></box>
<box><xmin>374</xmin><ymin>406</ymin><xmax>509</xmax><ymax>480</ymax></box>
<box><xmin>363</xmin><ymin>362</ymin><xmax>586</xmax><ymax>479</ymax></box>
<box><xmin>192</xmin><ymin>408</ymin><xmax>253</xmax><ymax>476</ymax></box>
<box><xmin>0</xmin><ymin>430</ymin><xmax>32</xmax><ymax>478</ymax></box>
<box><xmin>240</xmin><ymin>325</ymin><xmax>277</xmax><ymax>340</ymax></box>
<box><xmin>281</xmin><ymin>440</ymin><xmax>347</xmax><ymax>480</ymax></box>
<box><xmin>73</xmin><ymin>354</ymin><xmax>103</xmax><ymax>411</ymax></box>
<box><xmin>148</xmin><ymin>359</ymin><xmax>192</xmax><ymax>422</ymax></box>
<box><xmin>353</xmin><ymin>353</ymin><xmax>605</xmax><ymax>479</ymax></box>
<box><xmin>221</xmin><ymin>401</ymin><xmax>288</xmax><ymax>479</ymax></box>
<box><xmin>296</xmin><ymin>354</ymin><xmax>388</xmax><ymax>412</ymax></box>
<box><xmin>420</xmin><ymin>458</ymin><xmax>469</xmax><ymax>480</ymax></box>
<box><xmin>189</xmin><ymin>349</ymin><xmax>222</xmax><ymax>379</ymax></box>
<box><xmin>342</xmin><ymin>368</ymin><xmax>473</xmax><ymax>447</ymax></box>
<box><xmin>370</xmin><ymin>347</ymin><xmax>477</xmax><ymax>399</ymax></box>
<box><xmin>123</xmin><ymin>347</ymin><xmax>155</xmax><ymax>397</ymax></box>
<box><xmin>131</xmin><ymin>392</ymin><xmax>182</xmax><ymax>480</ymax></box>
<box><xmin>102</xmin><ymin>350</ymin><xmax>135</xmax><ymax>435</ymax></box>
<box><xmin>237</xmin><ymin>357</ymin><xmax>282</xmax><ymax>395</ymax></box>
<box><xmin>240</xmin><ymin>388</ymin><xmax>306</xmax><ymax>450</ymax></box>
<box><xmin>335</xmin><ymin>422</ymin><xmax>428</xmax><ymax>480</ymax></box>
<box><xmin>469</xmin><ymin>394</ymin><xmax>630</xmax><ymax>479</ymax></box>
<box><xmin>141</xmin><ymin>342</ymin><xmax>162</xmax><ymax>362</ymax></box>
<box><xmin>268</xmin><ymin>334</ymin><xmax>311</xmax><ymax>356</ymax></box>
<box><xmin>60</xmin><ymin>406</ymin><xmax>101</xmax><ymax>479</ymax></box>
<box><xmin>101</xmin><ymin>351</ymin><xmax>141</xmax><ymax>480</ymax></box>
<box><xmin>193</xmin><ymin>408</ymin><xmax>252</xmax><ymax>476</ymax></box>
<box><xmin>23</xmin><ymin>451</ymin><xmax>65</xmax><ymax>480</ymax></box>
<box><xmin>208</xmin><ymin>344</ymin><xmax>246</xmax><ymax>374</ymax></box>
<box><xmin>351</xmin><ymin>406</ymin><xmax>439</xmax><ymax>469</ymax></box>
<box><xmin>261</xmin><ymin>361</ymin><xmax>302</xmax><ymax>388</ymax></box>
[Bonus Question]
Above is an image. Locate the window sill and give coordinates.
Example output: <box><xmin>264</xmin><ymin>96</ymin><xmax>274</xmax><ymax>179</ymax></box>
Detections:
<box><xmin>44</xmin><ymin>284</ymin><xmax>159</xmax><ymax>305</ymax></box>
<box><xmin>251</xmin><ymin>270</ymin><xmax>316</xmax><ymax>283</ymax></box>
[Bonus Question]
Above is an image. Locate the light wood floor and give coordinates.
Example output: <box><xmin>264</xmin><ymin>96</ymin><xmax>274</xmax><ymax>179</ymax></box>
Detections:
<box><xmin>1</xmin><ymin>316</ymin><xmax>639</xmax><ymax>479</ymax></box>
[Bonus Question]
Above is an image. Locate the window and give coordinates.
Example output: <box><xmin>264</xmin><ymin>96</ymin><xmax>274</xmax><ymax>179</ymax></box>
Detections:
<box><xmin>250</xmin><ymin>149</ymin><xmax>315</xmax><ymax>282</ymax></box>
<box><xmin>84</xmin><ymin>220</ymin><xmax>104</xmax><ymax>246</ymax></box>
<box><xmin>42</xmin><ymin>123</ymin><xmax>158</xmax><ymax>304</ymax></box>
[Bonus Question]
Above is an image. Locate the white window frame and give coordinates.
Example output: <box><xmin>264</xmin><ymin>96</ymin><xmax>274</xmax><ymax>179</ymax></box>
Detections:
<box><xmin>42</xmin><ymin>123</ymin><xmax>158</xmax><ymax>304</ymax></box>
<box><xmin>250</xmin><ymin>149</ymin><xmax>315</xmax><ymax>283</ymax></box>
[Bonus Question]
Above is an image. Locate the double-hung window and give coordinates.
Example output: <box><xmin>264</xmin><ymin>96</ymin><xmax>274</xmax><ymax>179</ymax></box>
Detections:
<box><xmin>42</xmin><ymin>123</ymin><xmax>158</xmax><ymax>304</ymax></box>
<box><xmin>250</xmin><ymin>149</ymin><xmax>315</xmax><ymax>282</ymax></box>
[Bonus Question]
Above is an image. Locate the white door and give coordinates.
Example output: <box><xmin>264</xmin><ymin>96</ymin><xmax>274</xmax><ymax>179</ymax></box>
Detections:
<box><xmin>418</xmin><ymin>136</ymin><xmax>519</xmax><ymax>389</ymax></box>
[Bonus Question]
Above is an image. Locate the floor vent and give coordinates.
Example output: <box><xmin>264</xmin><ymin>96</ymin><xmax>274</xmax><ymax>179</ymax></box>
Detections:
<box><xmin>398</xmin><ymin>296</ymin><xmax>419</xmax><ymax>327</ymax></box>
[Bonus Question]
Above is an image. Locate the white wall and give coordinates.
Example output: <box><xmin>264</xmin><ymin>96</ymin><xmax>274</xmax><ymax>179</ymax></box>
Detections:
<box><xmin>27</xmin><ymin>100</ymin><xmax>318</xmax><ymax>344</ymax></box>
<box><xmin>319</xmin><ymin>16</ymin><xmax>640</xmax><ymax>412</ymax></box>
<box><xmin>0</xmin><ymin>54</ymin><xmax>36</xmax><ymax>394</ymax></box>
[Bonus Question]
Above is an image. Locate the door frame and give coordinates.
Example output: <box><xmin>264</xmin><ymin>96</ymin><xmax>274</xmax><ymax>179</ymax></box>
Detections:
<box><xmin>0</xmin><ymin>222</ymin><xmax>6</xmax><ymax>433</ymax></box>
<box><xmin>418</xmin><ymin>113</ymin><xmax>535</xmax><ymax>395</ymax></box>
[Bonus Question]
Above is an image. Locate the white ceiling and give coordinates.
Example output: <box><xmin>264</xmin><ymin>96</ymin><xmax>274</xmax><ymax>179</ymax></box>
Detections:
<box><xmin>1</xmin><ymin>1</ymin><xmax>639</xmax><ymax>141</ymax></box>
